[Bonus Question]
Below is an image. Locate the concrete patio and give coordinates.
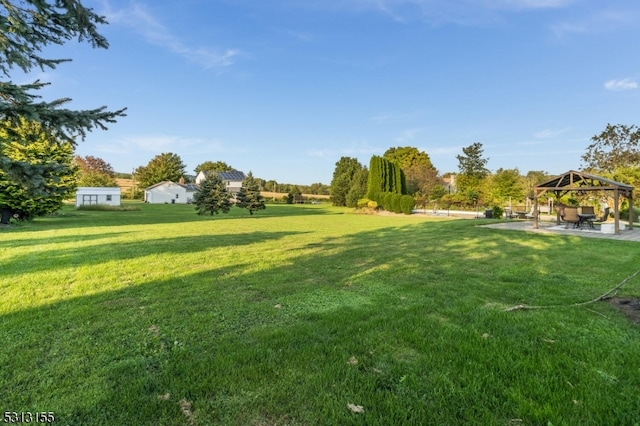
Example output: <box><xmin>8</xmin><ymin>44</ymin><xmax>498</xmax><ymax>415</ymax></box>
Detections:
<box><xmin>482</xmin><ymin>220</ymin><xmax>640</xmax><ymax>242</ymax></box>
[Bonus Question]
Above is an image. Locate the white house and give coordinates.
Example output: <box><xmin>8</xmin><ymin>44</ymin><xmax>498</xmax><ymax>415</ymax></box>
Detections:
<box><xmin>144</xmin><ymin>181</ymin><xmax>198</xmax><ymax>204</ymax></box>
<box><xmin>75</xmin><ymin>187</ymin><xmax>121</xmax><ymax>207</ymax></box>
<box><xmin>195</xmin><ymin>170</ymin><xmax>246</xmax><ymax>196</ymax></box>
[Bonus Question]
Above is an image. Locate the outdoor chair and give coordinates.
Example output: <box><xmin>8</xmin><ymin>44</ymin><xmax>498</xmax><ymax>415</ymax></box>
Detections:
<box><xmin>592</xmin><ymin>207</ymin><xmax>610</xmax><ymax>223</ymax></box>
<box><xmin>580</xmin><ymin>206</ymin><xmax>595</xmax><ymax>215</ymax></box>
<box><xmin>561</xmin><ymin>206</ymin><xmax>580</xmax><ymax>228</ymax></box>
<box><xmin>524</xmin><ymin>207</ymin><xmax>538</xmax><ymax>219</ymax></box>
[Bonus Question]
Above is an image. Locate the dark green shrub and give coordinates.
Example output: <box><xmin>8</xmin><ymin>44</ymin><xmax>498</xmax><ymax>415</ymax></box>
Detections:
<box><xmin>391</xmin><ymin>193</ymin><xmax>402</xmax><ymax>213</ymax></box>
<box><xmin>382</xmin><ymin>192</ymin><xmax>393</xmax><ymax>211</ymax></box>
<box><xmin>492</xmin><ymin>206</ymin><xmax>504</xmax><ymax>219</ymax></box>
<box><xmin>620</xmin><ymin>206</ymin><xmax>640</xmax><ymax>221</ymax></box>
<box><xmin>400</xmin><ymin>195</ymin><xmax>414</xmax><ymax>215</ymax></box>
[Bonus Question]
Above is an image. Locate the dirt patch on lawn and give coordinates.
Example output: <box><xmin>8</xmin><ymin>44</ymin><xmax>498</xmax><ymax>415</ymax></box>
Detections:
<box><xmin>605</xmin><ymin>297</ymin><xmax>640</xmax><ymax>325</ymax></box>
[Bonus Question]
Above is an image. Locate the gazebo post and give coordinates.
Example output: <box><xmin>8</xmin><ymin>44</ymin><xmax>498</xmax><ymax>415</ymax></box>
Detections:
<box><xmin>554</xmin><ymin>192</ymin><xmax>562</xmax><ymax>225</ymax></box>
<box><xmin>533</xmin><ymin>194</ymin><xmax>539</xmax><ymax>229</ymax></box>
<box><xmin>614</xmin><ymin>189</ymin><xmax>620</xmax><ymax>234</ymax></box>
<box><xmin>629</xmin><ymin>191</ymin><xmax>634</xmax><ymax>230</ymax></box>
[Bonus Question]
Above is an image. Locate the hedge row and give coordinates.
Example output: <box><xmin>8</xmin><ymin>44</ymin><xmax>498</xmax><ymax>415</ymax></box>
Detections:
<box><xmin>365</xmin><ymin>192</ymin><xmax>414</xmax><ymax>215</ymax></box>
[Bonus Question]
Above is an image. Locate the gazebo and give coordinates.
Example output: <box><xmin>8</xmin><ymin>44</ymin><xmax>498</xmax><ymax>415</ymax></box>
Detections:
<box><xmin>532</xmin><ymin>170</ymin><xmax>634</xmax><ymax>234</ymax></box>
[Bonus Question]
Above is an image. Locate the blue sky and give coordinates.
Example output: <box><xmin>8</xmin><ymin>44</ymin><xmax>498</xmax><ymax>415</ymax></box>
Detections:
<box><xmin>30</xmin><ymin>0</ymin><xmax>640</xmax><ymax>184</ymax></box>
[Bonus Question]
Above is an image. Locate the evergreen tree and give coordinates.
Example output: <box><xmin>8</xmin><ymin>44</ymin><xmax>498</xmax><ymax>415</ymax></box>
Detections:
<box><xmin>0</xmin><ymin>118</ymin><xmax>77</xmax><ymax>221</ymax></box>
<box><xmin>236</xmin><ymin>171</ymin><xmax>266</xmax><ymax>215</ymax></box>
<box><xmin>0</xmin><ymin>0</ymin><xmax>126</xmax><ymax>143</ymax></box>
<box><xmin>330</xmin><ymin>157</ymin><xmax>364</xmax><ymax>206</ymax></box>
<box><xmin>135</xmin><ymin>152</ymin><xmax>186</xmax><ymax>188</ymax></box>
<box><xmin>193</xmin><ymin>174</ymin><xmax>232</xmax><ymax>216</ymax></box>
<box><xmin>366</xmin><ymin>155</ymin><xmax>405</xmax><ymax>204</ymax></box>
<box><xmin>345</xmin><ymin>167</ymin><xmax>368</xmax><ymax>208</ymax></box>
<box><xmin>456</xmin><ymin>142</ymin><xmax>489</xmax><ymax>199</ymax></box>
<box><xmin>1</xmin><ymin>0</ymin><xmax>125</xmax><ymax>220</ymax></box>
<box><xmin>366</xmin><ymin>156</ymin><xmax>383</xmax><ymax>201</ymax></box>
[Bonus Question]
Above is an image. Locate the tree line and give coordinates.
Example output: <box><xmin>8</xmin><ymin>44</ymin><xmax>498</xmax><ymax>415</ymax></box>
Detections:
<box><xmin>330</xmin><ymin>129</ymin><xmax>640</xmax><ymax>215</ymax></box>
<box><xmin>1</xmin><ymin>1</ymin><xmax>638</xmax><ymax>221</ymax></box>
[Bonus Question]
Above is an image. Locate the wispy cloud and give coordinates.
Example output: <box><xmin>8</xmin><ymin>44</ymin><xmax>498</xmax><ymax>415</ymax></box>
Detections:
<box><xmin>394</xmin><ymin>128</ymin><xmax>423</xmax><ymax>143</ymax></box>
<box><xmin>269</xmin><ymin>27</ymin><xmax>315</xmax><ymax>42</ymax></box>
<box><xmin>534</xmin><ymin>127</ymin><xmax>571</xmax><ymax>139</ymax></box>
<box><xmin>604</xmin><ymin>78</ymin><xmax>638</xmax><ymax>92</ymax></box>
<box><xmin>490</xmin><ymin>0</ymin><xmax>575</xmax><ymax>10</ymax></box>
<box><xmin>331</xmin><ymin>0</ymin><xmax>576</xmax><ymax>26</ymax></box>
<box><xmin>100</xmin><ymin>1</ymin><xmax>239</xmax><ymax>69</ymax></box>
<box><xmin>375</xmin><ymin>1</ymin><xmax>407</xmax><ymax>23</ymax></box>
<box><xmin>552</xmin><ymin>7</ymin><xmax>640</xmax><ymax>38</ymax></box>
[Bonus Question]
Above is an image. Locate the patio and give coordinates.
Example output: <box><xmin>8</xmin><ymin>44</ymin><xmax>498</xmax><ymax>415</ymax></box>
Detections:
<box><xmin>532</xmin><ymin>170</ymin><xmax>634</xmax><ymax>234</ymax></box>
<box><xmin>482</xmin><ymin>220</ymin><xmax>640</xmax><ymax>242</ymax></box>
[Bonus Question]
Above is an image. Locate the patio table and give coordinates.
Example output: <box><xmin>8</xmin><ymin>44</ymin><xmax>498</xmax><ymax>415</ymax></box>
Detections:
<box><xmin>578</xmin><ymin>213</ymin><xmax>596</xmax><ymax>229</ymax></box>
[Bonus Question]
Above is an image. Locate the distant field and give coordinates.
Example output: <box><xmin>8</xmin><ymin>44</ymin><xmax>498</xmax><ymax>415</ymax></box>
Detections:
<box><xmin>115</xmin><ymin>177</ymin><xmax>134</xmax><ymax>190</ymax></box>
<box><xmin>2</xmin><ymin>203</ymin><xmax>639</xmax><ymax>425</ymax></box>
<box><xmin>261</xmin><ymin>191</ymin><xmax>330</xmax><ymax>200</ymax></box>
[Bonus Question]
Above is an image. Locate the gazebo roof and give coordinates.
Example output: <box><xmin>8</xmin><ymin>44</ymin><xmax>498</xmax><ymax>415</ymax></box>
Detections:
<box><xmin>535</xmin><ymin>170</ymin><xmax>633</xmax><ymax>195</ymax></box>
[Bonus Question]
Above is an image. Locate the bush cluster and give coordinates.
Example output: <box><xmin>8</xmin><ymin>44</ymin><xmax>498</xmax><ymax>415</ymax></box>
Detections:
<box><xmin>370</xmin><ymin>192</ymin><xmax>414</xmax><ymax>215</ymax></box>
<box><xmin>620</xmin><ymin>207</ymin><xmax>640</xmax><ymax>221</ymax></box>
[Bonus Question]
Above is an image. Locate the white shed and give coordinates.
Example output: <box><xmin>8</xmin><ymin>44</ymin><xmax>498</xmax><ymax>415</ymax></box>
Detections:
<box><xmin>144</xmin><ymin>181</ymin><xmax>197</xmax><ymax>204</ymax></box>
<box><xmin>76</xmin><ymin>187</ymin><xmax>121</xmax><ymax>207</ymax></box>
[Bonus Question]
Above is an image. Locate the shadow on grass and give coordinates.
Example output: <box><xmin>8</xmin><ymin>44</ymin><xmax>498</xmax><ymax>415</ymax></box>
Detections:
<box><xmin>0</xmin><ymin>231</ymin><xmax>136</xmax><ymax>248</ymax></box>
<box><xmin>2</xmin><ymin>220</ymin><xmax>639</xmax><ymax>425</ymax></box>
<box><xmin>0</xmin><ymin>231</ymin><xmax>308</xmax><ymax>279</ymax></box>
<box><xmin>7</xmin><ymin>203</ymin><xmax>341</xmax><ymax>232</ymax></box>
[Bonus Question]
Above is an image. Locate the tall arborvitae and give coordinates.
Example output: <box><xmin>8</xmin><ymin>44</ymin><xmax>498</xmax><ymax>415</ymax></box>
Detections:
<box><xmin>366</xmin><ymin>156</ymin><xmax>382</xmax><ymax>201</ymax></box>
<box><xmin>366</xmin><ymin>155</ymin><xmax>406</xmax><ymax>204</ymax></box>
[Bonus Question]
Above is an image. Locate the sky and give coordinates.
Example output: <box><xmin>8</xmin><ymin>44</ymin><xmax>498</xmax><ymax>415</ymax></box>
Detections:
<box><xmin>24</xmin><ymin>0</ymin><xmax>640</xmax><ymax>185</ymax></box>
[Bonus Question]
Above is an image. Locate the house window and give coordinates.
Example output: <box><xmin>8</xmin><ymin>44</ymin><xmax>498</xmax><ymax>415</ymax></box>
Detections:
<box><xmin>176</xmin><ymin>194</ymin><xmax>179</xmax><ymax>199</ymax></box>
<box><xmin>106</xmin><ymin>195</ymin><xmax>112</xmax><ymax>201</ymax></box>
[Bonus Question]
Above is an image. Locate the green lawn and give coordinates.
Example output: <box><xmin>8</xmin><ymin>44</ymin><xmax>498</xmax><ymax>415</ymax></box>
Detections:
<box><xmin>1</xmin><ymin>203</ymin><xmax>639</xmax><ymax>425</ymax></box>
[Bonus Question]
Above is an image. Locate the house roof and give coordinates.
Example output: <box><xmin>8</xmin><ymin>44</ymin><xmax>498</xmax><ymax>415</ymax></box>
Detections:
<box><xmin>145</xmin><ymin>180</ymin><xmax>198</xmax><ymax>191</ymax></box>
<box><xmin>217</xmin><ymin>170</ymin><xmax>245</xmax><ymax>181</ymax></box>
<box><xmin>202</xmin><ymin>170</ymin><xmax>245</xmax><ymax>181</ymax></box>
<box><xmin>145</xmin><ymin>181</ymin><xmax>173</xmax><ymax>190</ymax></box>
<box><xmin>181</xmin><ymin>183</ymin><xmax>199</xmax><ymax>191</ymax></box>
